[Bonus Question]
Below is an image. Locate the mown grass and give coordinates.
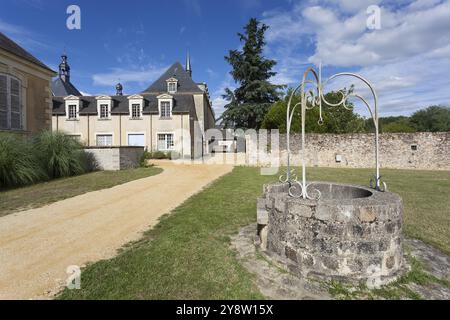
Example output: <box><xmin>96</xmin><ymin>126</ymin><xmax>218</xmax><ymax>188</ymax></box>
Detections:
<box><xmin>328</xmin><ymin>255</ymin><xmax>450</xmax><ymax>300</ymax></box>
<box><xmin>58</xmin><ymin>166</ymin><xmax>450</xmax><ymax>300</ymax></box>
<box><xmin>0</xmin><ymin>167</ymin><xmax>162</xmax><ymax>217</ymax></box>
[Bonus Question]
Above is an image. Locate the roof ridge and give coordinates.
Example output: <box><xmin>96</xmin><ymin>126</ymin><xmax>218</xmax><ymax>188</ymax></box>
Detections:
<box><xmin>0</xmin><ymin>31</ymin><xmax>55</xmax><ymax>73</ymax></box>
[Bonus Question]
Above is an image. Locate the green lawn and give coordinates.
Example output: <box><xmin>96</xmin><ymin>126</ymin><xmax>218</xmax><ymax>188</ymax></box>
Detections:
<box><xmin>0</xmin><ymin>167</ymin><xmax>162</xmax><ymax>217</ymax></box>
<box><xmin>58</xmin><ymin>166</ymin><xmax>450</xmax><ymax>300</ymax></box>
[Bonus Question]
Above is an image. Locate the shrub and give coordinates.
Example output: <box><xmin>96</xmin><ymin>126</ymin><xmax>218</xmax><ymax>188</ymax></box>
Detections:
<box><xmin>140</xmin><ymin>150</ymin><xmax>182</xmax><ymax>161</ymax></box>
<box><xmin>0</xmin><ymin>133</ymin><xmax>45</xmax><ymax>188</ymax></box>
<box><xmin>139</xmin><ymin>150</ymin><xmax>152</xmax><ymax>167</ymax></box>
<box><xmin>33</xmin><ymin>131</ymin><xmax>88</xmax><ymax>179</ymax></box>
<box><xmin>81</xmin><ymin>151</ymin><xmax>100</xmax><ymax>172</ymax></box>
<box><xmin>149</xmin><ymin>151</ymin><xmax>168</xmax><ymax>159</ymax></box>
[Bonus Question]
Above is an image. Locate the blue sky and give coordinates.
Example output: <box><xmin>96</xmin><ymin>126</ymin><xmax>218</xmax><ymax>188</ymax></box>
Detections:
<box><xmin>1</xmin><ymin>0</ymin><xmax>449</xmax><ymax>118</ymax></box>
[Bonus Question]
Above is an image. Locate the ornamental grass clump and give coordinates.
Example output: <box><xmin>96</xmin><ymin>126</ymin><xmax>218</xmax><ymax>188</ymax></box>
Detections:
<box><xmin>0</xmin><ymin>133</ymin><xmax>45</xmax><ymax>188</ymax></box>
<box><xmin>33</xmin><ymin>130</ymin><xmax>88</xmax><ymax>179</ymax></box>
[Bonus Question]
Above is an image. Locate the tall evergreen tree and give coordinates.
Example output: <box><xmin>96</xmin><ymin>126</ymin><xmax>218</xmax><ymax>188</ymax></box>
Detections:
<box><xmin>221</xmin><ymin>18</ymin><xmax>283</xmax><ymax>129</ymax></box>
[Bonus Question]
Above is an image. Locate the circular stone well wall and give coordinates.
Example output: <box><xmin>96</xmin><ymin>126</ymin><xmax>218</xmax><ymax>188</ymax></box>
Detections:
<box><xmin>256</xmin><ymin>182</ymin><xmax>405</xmax><ymax>288</ymax></box>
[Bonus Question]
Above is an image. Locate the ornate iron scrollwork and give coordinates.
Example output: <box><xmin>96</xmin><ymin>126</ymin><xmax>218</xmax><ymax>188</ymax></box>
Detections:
<box><xmin>284</xmin><ymin>65</ymin><xmax>386</xmax><ymax>197</ymax></box>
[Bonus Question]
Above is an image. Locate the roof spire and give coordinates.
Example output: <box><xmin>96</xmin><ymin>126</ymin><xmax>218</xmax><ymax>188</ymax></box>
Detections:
<box><xmin>59</xmin><ymin>52</ymin><xmax>70</xmax><ymax>83</ymax></box>
<box><xmin>186</xmin><ymin>49</ymin><xmax>192</xmax><ymax>78</ymax></box>
<box><xmin>116</xmin><ymin>79</ymin><xmax>123</xmax><ymax>96</ymax></box>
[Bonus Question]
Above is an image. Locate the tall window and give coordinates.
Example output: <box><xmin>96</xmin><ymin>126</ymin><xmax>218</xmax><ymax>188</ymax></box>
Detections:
<box><xmin>168</xmin><ymin>82</ymin><xmax>177</xmax><ymax>93</ymax></box>
<box><xmin>157</xmin><ymin>133</ymin><xmax>174</xmax><ymax>151</ymax></box>
<box><xmin>160</xmin><ymin>101</ymin><xmax>171</xmax><ymax>118</ymax></box>
<box><xmin>68</xmin><ymin>105</ymin><xmax>77</xmax><ymax>120</ymax></box>
<box><xmin>100</xmin><ymin>104</ymin><xmax>109</xmax><ymax>119</ymax></box>
<box><xmin>131</xmin><ymin>104</ymin><xmax>141</xmax><ymax>119</ymax></box>
<box><xmin>0</xmin><ymin>74</ymin><xmax>22</xmax><ymax>130</ymax></box>
<box><xmin>96</xmin><ymin>134</ymin><xmax>113</xmax><ymax>146</ymax></box>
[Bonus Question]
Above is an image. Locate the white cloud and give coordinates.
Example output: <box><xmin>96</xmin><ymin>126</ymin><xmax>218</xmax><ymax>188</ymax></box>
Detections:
<box><xmin>210</xmin><ymin>74</ymin><xmax>235</xmax><ymax>118</ymax></box>
<box><xmin>262</xmin><ymin>0</ymin><xmax>450</xmax><ymax>116</ymax></box>
<box><xmin>0</xmin><ymin>18</ymin><xmax>50</xmax><ymax>51</ymax></box>
<box><xmin>324</xmin><ymin>0</ymin><xmax>383</xmax><ymax>13</ymax></box>
<box><xmin>426</xmin><ymin>43</ymin><xmax>450</xmax><ymax>59</ymax></box>
<box><xmin>92</xmin><ymin>65</ymin><xmax>168</xmax><ymax>87</ymax></box>
<box><xmin>407</xmin><ymin>0</ymin><xmax>442</xmax><ymax>11</ymax></box>
<box><xmin>206</xmin><ymin>68</ymin><xmax>218</xmax><ymax>78</ymax></box>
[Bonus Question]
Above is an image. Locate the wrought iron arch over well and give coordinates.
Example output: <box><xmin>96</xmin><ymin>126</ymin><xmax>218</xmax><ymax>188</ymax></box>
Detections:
<box><xmin>280</xmin><ymin>65</ymin><xmax>387</xmax><ymax>199</ymax></box>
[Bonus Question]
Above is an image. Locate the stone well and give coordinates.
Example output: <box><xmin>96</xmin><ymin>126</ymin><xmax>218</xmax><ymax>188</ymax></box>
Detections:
<box><xmin>256</xmin><ymin>182</ymin><xmax>405</xmax><ymax>288</ymax></box>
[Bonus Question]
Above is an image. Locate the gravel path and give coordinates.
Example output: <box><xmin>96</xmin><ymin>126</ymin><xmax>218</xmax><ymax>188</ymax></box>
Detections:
<box><xmin>0</xmin><ymin>161</ymin><xmax>232</xmax><ymax>300</ymax></box>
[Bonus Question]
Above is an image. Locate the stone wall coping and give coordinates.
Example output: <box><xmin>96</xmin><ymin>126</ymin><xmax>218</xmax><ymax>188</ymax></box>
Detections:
<box><xmin>84</xmin><ymin>146</ymin><xmax>145</xmax><ymax>150</ymax></box>
<box><xmin>264</xmin><ymin>181</ymin><xmax>402</xmax><ymax>207</ymax></box>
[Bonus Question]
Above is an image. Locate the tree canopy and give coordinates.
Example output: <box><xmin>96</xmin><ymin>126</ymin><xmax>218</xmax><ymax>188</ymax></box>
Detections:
<box><xmin>262</xmin><ymin>92</ymin><xmax>450</xmax><ymax>134</ymax></box>
<box><xmin>410</xmin><ymin>106</ymin><xmax>450</xmax><ymax>132</ymax></box>
<box><xmin>220</xmin><ymin>18</ymin><xmax>284</xmax><ymax>129</ymax></box>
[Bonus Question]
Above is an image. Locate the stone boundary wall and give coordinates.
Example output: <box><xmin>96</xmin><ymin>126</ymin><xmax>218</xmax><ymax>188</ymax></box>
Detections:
<box><xmin>84</xmin><ymin>147</ymin><xmax>144</xmax><ymax>171</ymax></box>
<box><xmin>246</xmin><ymin>132</ymin><xmax>450</xmax><ymax>170</ymax></box>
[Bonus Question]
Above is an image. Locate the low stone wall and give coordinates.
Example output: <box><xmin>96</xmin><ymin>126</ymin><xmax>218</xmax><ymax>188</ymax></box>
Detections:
<box><xmin>84</xmin><ymin>147</ymin><xmax>144</xmax><ymax>171</ymax></box>
<box><xmin>246</xmin><ymin>132</ymin><xmax>450</xmax><ymax>170</ymax></box>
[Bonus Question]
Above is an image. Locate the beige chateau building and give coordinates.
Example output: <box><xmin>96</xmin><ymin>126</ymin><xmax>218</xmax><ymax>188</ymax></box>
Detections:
<box><xmin>0</xmin><ymin>32</ymin><xmax>56</xmax><ymax>135</ymax></box>
<box><xmin>52</xmin><ymin>54</ymin><xmax>215</xmax><ymax>159</ymax></box>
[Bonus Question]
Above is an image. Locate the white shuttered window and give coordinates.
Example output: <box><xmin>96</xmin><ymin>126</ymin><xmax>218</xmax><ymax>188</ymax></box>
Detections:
<box><xmin>0</xmin><ymin>74</ymin><xmax>23</xmax><ymax>130</ymax></box>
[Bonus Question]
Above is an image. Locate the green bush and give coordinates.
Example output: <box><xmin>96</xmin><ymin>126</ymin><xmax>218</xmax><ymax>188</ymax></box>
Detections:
<box><xmin>0</xmin><ymin>133</ymin><xmax>45</xmax><ymax>188</ymax></box>
<box><xmin>139</xmin><ymin>150</ymin><xmax>152</xmax><ymax>167</ymax></box>
<box><xmin>33</xmin><ymin>131</ymin><xmax>88</xmax><ymax>179</ymax></box>
<box><xmin>149</xmin><ymin>151</ymin><xmax>169</xmax><ymax>159</ymax></box>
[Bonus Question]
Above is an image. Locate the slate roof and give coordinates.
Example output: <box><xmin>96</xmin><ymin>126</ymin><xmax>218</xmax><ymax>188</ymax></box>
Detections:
<box><xmin>142</xmin><ymin>62</ymin><xmax>204</xmax><ymax>94</ymax></box>
<box><xmin>0</xmin><ymin>32</ymin><xmax>54</xmax><ymax>73</ymax></box>
<box><xmin>52</xmin><ymin>94</ymin><xmax>195</xmax><ymax>115</ymax></box>
<box><xmin>52</xmin><ymin>78</ymin><xmax>82</xmax><ymax>97</ymax></box>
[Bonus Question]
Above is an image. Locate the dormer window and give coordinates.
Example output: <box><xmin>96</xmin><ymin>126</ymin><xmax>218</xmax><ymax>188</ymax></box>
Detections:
<box><xmin>96</xmin><ymin>95</ymin><xmax>112</xmax><ymax>120</ymax></box>
<box><xmin>64</xmin><ymin>95</ymin><xmax>81</xmax><ymax>121</ymax></box>
<box><xmin>168</xmin><ymin>82</ymin><xmax>177</xmax><ymax>93</ymax></box>
<box><xmin>166</xmin><ymin>77</ymin><xmax>178</xmax><ymax>93</ymax></box>
<box><xmin>68</xmin><ymin>105</ymin><xmax>77</xmax><ymax>120</ymax></box>
<box><xmin>131</xmin><ymin>104</ymin><xmax>141</xmax><ymax>119</ymax></box>
<box><xmin>127</xmin><ymin>94</ymin><xmax>144</xmax><ymax>119</ymax></box>
<box><xmin>100</xmin><ymin>104</ymin><xmax>109</xmax><ymax>119</ymax></box>
<box><xmin>157</xmin><ymin>94</ymin><xmax>173</xmax><ymax>119</ymax></box>
<box><xmin>160</xmin><ymin>101</ymin><xmax>171</xmax><ymax>118</ymax></box>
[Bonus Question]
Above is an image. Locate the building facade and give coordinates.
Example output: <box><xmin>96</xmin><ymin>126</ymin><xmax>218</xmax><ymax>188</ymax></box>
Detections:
<box><xmin>52</xmin><ymin>55</ymin><xmax>215</xmax><ymax>159</ymax></box>
<box><xmin>0</xmin><ymin>32</ymin><xmax>56</xmax><ymax>135</ymax></box>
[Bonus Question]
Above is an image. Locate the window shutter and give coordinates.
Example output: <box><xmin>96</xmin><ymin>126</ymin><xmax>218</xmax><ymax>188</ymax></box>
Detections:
<box><xmin>0</xmin><ymin>75</ymin><xmax>7</xmax><ymax>129</ymax></box>
<box><xmin>10</xmin><ymin>78</ymin><xmax>21</xmax><ymax>129</ymax></box>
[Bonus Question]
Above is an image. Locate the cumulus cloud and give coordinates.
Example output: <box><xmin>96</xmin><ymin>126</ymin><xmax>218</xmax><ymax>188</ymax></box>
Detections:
<box><xmin>262</xmin><ymin>0</ymin><xmax>450</xmax><ymax>116</ymax></box>
<box><xmin>210</xmin><ymin>74</ymin><xmax>235</xmax><ymax>119</ymax></box>
<box><xmin>92</xmin><ymin>65</ymin><xmax>168</xmax><ymax>87</ymax></box>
